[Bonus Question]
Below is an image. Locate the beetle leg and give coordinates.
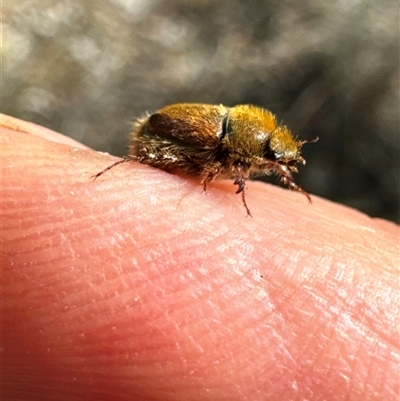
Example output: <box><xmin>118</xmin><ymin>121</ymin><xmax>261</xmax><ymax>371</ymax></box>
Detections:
<box><xmin>201</xmin><ymin>164</ymin><xmax>221</xmax><ymax>192</ymax></box>
<box><xmin>233</xmin><ymin>163</ymin><xmax>252</xmax><ymax>217</ymax></box>
<box><xmin>91</xmin><ymin>157</ymin><xmax>132</xmax><ymax>181</ymax></box>
<box><xmin>278</xmin><ymin>164</ymin><xmax>312</xmax><ymax>203</ymax></box>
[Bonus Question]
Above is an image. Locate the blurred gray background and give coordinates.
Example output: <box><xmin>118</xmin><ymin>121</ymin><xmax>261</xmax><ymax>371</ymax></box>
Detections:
<box><xmin>3</xmin><ymin>0</ymin><xmax>399</xmax><ymax>223</ymax></box>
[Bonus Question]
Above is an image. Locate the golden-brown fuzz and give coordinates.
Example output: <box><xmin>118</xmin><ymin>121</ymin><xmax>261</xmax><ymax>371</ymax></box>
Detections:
<box><xmin>94</xmin><ymin>103</ymin><xmax>318</xmax><ymax>216</ymax></box>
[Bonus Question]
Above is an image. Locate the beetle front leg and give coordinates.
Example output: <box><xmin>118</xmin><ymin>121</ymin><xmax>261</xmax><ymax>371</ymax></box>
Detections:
<box><xmin>278</xmin><ymin>165</ymin><xmax>312</xmax><ymax>203</ymax></box>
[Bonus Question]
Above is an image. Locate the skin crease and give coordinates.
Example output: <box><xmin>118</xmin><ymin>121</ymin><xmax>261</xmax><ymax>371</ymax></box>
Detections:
<box><xmin>2</xmin><ymin>114</ymin><xmax>399</xmax><ymax>401</ymax></box>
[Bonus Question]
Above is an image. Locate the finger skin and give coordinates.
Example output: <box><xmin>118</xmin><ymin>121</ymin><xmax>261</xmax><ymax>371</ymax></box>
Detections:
<box><xmin>2</xmin><ymin>114</ymin><xmax>399</xmax><ymax>401</ymax></box>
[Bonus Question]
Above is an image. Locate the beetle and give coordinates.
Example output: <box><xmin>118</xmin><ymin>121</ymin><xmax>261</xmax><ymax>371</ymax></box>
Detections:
<box><xmin>93</xmin><ymin>103</ymin><xmax>318</xmax><ymax>216</ymax></box>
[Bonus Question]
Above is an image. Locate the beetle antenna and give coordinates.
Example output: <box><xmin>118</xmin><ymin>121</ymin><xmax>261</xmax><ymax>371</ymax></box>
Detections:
<box><xmin>298</xmin><ymin>136</ymin><xmax>319</xmax><ymax>148</ymax></box>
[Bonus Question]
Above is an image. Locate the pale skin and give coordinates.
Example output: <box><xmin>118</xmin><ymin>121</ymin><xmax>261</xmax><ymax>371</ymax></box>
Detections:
<box><xmin>2</xmin><ymin>114</ymin><xmax>399</xmax><ymax>401</ymax></box>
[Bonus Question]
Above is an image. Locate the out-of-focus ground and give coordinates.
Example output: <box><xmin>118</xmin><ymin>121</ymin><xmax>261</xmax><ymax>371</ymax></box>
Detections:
<box><xmin>2</xmin><ymin>0</ymin><xmax>399</xmax><ymax>222</ymax></box>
